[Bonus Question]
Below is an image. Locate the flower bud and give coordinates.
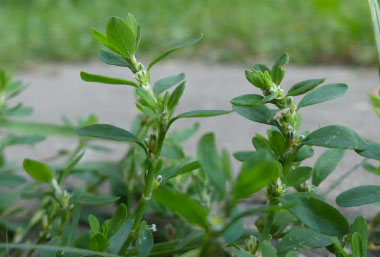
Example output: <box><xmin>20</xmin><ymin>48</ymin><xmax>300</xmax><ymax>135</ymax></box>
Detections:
<box><xmin>245</xmin><ymin>235</ymin><xmax>259</xmax><ymax>254</ymax></box>
<box><xmin>285</xmin><ymin>96</ymin><xmax>294</xmax><ymax>106</ymax></box>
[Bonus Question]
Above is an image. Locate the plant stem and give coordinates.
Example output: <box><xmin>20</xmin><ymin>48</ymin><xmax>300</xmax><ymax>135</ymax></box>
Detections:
<box><xmin>119</xmin><ymin>121</ymin><xmax>167</xmax><ymax>254</ymax></box>
<box><xmin>258</xmin><ymin>211</ymin><xmax>274</xmax><ymax>251</ymax></box>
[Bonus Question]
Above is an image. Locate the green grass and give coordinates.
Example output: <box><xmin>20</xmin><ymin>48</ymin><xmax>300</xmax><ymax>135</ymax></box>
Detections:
<box><xmin>0</xmin><ymin>0</ymin><xmax>375</xmax><ymax>69</ymax></box>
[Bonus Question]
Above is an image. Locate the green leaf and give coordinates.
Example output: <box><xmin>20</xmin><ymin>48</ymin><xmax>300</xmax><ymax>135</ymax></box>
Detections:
<box><xmin>3</xmin><ymin>134</ymin><xmax>45</xmax><ymax>146</ymax></box>
<box><xmin>252</xmin><ymin>133</ymin><xmax>271</xmax><ymax>152</ymax></box>
<box><xmin>167</xmin><ymin>82</ymin><xmax>186</xmax><ymax>110</ymax></box>
<box><xmin>369</xmin><ymin>0</ymin><xmax>380</xmax><ymax>75</ymax></box>
<box><xmin>232</xmin><ymin>105</ymin><xmax>278</xmax><ymax>126</ymax></box>
<box><xmin>169</xmin><ymin>110</ymin><xmax>231</xmax><ymax>127</ymax></box>
<box><xmin>197</xmin><ymin>133</ymin><xmax>226</xmax><ymax>196</ymax></box>
<box><xmin>76</xmin><ymin>124</ymin><xmax>146</xmax><ymax>152</ymax></box>
<box><xmin>161</xmin><ymin>140</ymin><xmax>185</xmax><ymax>159</ymax></box>
<box><xmin>108</xmin><ymin>203</ymin><xmax>127</xmax><ymax>238</ymax></box>
<box><xmin>271</xmin><ymin>52</ymin><xmax>289</xmax><ymax>85</ymax></box>
<box><xmin>336</xmin><ymin>185</ymin><xmax>380</xmax><ymax>207</ymax></box>
<box><xmin>153</xmin><ymin>73</ymin><xmax>185</xmax><ymax>95</ymax></box>
<box><xmin>352</xmin><ymin>232</ymin><xmax>364</xmax><ymax>257</ymax></box>
<box><xmin>77</xmin><ymin>192</ymin><xmax>119</xmax><ymax>205</ymax></box>
<box><xmin>178</xmin><ymin>249</ymin><xmax>201</xmax><ymax>257</ymax></box>
<box><xmin>135</xmin><ymin>102</ymin><xmax>159</xmax><ymax>119</ymax></box>
<box><xmin>221</xmin><ymin>207</ymin><xmax>243</xmax><ymax>243</ymax></box>
<box><xmin>23</xmin><ymin>159</ymin><xmax>54</xmax><ymax>183</ymax></box>
<box><xmin>287</xmin><ymin>78</ymin><xmax>325</xmax><ymax>96</ymax></box>
<box><xmin>277</xmin><ymin>227</ymin><xmax>332</xmax><ymax>253</ymax></box>
<box><xmin>59</xmin><ymin>151</ymin><xmax>85</xmax><ymax>184</ymax></box>
<box><xmin>254</xmin><ymin>63</ymin><xmax>271</xmax><ymax>73</ymax></box>
<box><xmin>136</xmin><ymin>228</ymin><xmax>153</xmax><ymax>257</ymax></box>
<box><xmin>312</xmin><ymin>149</ymin><xmax>346</xmax><ymax>186</ymax></box>
<box><xmin>126</xmin><ymin>13</ymin><xmax>139</xmax><ymax>47</ymax></box>
<box><xmin>39</xmin><ymin>237</ymin><xmax>59</xmax><ymax>257</ymax></box>
<box><xmin>92</xmin><ymin>28</ymin><xmax>113</xmax><ymax>49</ymax></box>
<box><xmin>233</xmin><ymin>151</ymin><xmax>256</xmax><ymax>162</ymax></box>
<box><xmin>106</xmin><ymin>16</ymin><xmax>136</xmax><ymax>57</ymax></box>
<box><xmin>88</xmin><ymin>215</ymin><xmax>100</xmax><ymax>234</ymax></box>
<box><xmin>279</xmin><ymin>193</ymin><xmax>349</xmax><ymax>236</ymax></box>
<box><xmin>284</xmin><ymin>166</ymin><xmax>313</xmax><ymax>187</ymax></box>
<box><xmin>0</xmin><ymin>119</ymin><xmax>76</xmax><ymax>137</ymax></box>
<box><xmin>154</xmin><ymin>187</ymin><xmax>208</xmax><ymax>229</ymax></box>
<box><xmin>148</xmin><ymin>34</ymin><xmax>203</xmax><ymax>70</ymax></box>
<box><xmin>262</xmin><ymin>241</ymin><xmax>278</xmax><ymax>257</ymax></box>
<box><xmin>233</xmin><ymin>155</ymin><xmax>281</xmax><ymax>200</ymax></box>
<box><xmin>0</xmin><ymin>173</ymin><xmax>26</xmax><ymax>187</ymax></box>
<box><xmin>293</xmin><ymin>145</ymin><xmax>314</xmax><ymax>162</ymax></box>
<box><xmin>298</xmin><ymin>83</ymin><xmax>348</xmax><ymax>108</ymax></box>
<box><xmin>285</xmin><ymin>251</ymin><xmax>298</xmax><ymax>257</ymax></box>
<box><xmin>304</xmin><ymin>125</ymin><xmax>367</xmax><ymax>150</ymax></box>
<box><xmin>136</xmin><ymin>88</ymin><xmax>157</xmax><ymax>109</ymax></box>
<box><xmin>356</xmin><ymin>141</ymin><xmax>380</xmax><ymax>161</ymax></box>
<box><xmin>268</xmin><ymin>129</ymin><xmax>286</xmax><ymax>157</ymax></box>
<box><xmin>352</xmin><ymin>216</ymin><xmax>368</xmax><ymax>257</ymax></box>
<box><xmin>98</xmin><ymin>50</ymin><xmax>133</xmax><ymax>69</ymax></box>
<box><xmin>108</xmin><ymin>220</ymin><xmax>133</xmax><ymax>254</ymax></box>
<box><xmin>89</xmin><ymin>233</ymin><xmax>109</xmax><ymax>252</ymax></box>
<box><xmin>230</xmin><ymin>94</ymin><xmax>264</xmax><ymax>107</ymax></box>
<box><xmin>262</xmin><ymin>91</ymin><xmax>278</xmax><ymax>103</ymax></box>
<box><xmin>168</xmin><ymin>122</ymin><xmax>199</xmax><ymax>143</ymax></box>
<box><xmin>80</xmin><ymin>72</ymin><xmax>138</xmax><ymax>87</ymax></box>
<box><xmin>161</xmin><ymin>161</ymin><xmax>200</xmax><ymax>182</ymax></box>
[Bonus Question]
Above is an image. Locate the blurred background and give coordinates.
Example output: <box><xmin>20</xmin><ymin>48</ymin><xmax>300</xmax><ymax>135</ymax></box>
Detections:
<box><xmin>0</xmin><ymin>0</ymin><xmax>375</xmax><ymax>69</ymax></box>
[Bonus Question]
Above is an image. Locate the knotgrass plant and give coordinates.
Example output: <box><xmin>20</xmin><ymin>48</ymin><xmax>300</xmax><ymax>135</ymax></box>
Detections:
<box><xmin>1</xmin><ymin>13</ymin><xmax>380</xmax><ymax>257</ymax></box>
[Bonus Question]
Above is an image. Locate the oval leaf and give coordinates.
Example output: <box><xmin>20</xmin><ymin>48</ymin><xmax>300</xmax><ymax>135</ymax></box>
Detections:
<box><xmin>76</xmin><ymin>124</ymin><xmax>146</xmax><ymax>152</ymax></box>
<box><xmin>106</xmin><ymin>16</ymin><xmax>136</xmax><ymax>57</ymax></box>
<box><xmin>304</xmin><ymin>125</ymin><xmax>367</xmax><ymax>150</ymax></box>
<box><xmin>298</xmin><ymin>83</ymin><xmax>348</xmax><ymax>108</ymax></box>
<box><xmin>108</xmin><ymin>203</ymin><xmax>127</xmax><ymax>238</ymax></box>
<box><xmin>80</xmin><ymin>72</ymin><xmax>138</xmax><ymax>87</ymax></box>
<box><xmin>197</xmin><ymin>133</ymin><xmax>226</xmax><ymax>196</ymax></box>
<box><xmin>232</xmin><ymin>105</ymin><xmax>279</xmax><ymax>125</ymax></box>
<box><xmin>356</xmin><ymin>141</ymin><xmax>380</xmax><ymax>161</ymax></box>
<box><xmin>312</xmin><ymin>148</ymin><xmax>346</xmax><ymax>187</ymax></box>
<box><xmin>336</xmin><ymin>185</ymin><xmax>380</xmax><ymax>207</ymax></box>
<box><xmin>136</xmin><ymin>228</ymin><xmax>153</xmax><ymax>257</ymax></box>
<box><xmin>148</xmin><ymin>34</ymin><xmax>203</xmax><ymax>70</ymax></box>
<box><xmin>234</xmin><ymin>155</ymin><xmax>281</xmax><ymax>200</ymax></box>
<box><xmin>230</xmin><ymin>94</ymin><xmax>264</xmax><ymax>107</ymax></box>
<box><xmin>277</xmin><ymin>227</ymin><xmax>332</xmax><ymax>253</ymax></box>
<box><xmin>284</xmin><ymin>166</ymin><xmax>313</xmax><ymax>187</ymax></box>
<box><xmin>161</xmin><ymin>160</ymin><xmax>200</xmax><ymax>182</ymax></box>
<box><xmin>23</xmin><ymin>159</ymin><xmax>54</xmax><ymax>183</ymax></box>
<box><xmin>352</xmin><ymin>216</ymin><xmax>368</xmax><ymax>256</ymax></box>
<box><xmin>279</xmin><ymin>193</ymin><xmax>349</xmax><ymax>236</ymax></box>
<box><xmin>153</xmin><ymin>73</ymin><xmax>185</xmax><ymax>95</ymax></box>
<box><xmin>287</xmin><ymin>78</ymin><xmax>325</xmax><ymax>96</ymax></box>
<box><xmin>98</xmin><ymin>50</ymin><xmax>133</xmax><ymax>69</ymax></box>
<box><xmin>77</xmin><ymin>192</ymin><xmax>120</xmax><ymax>205</ymax></box>
<box><xmin>169</xmin><ymin>110</ymin><xmax>232</xmax><ymax>127</ymax></box>
<box><xmin>154</xmin><ymin>187</ymin><xmax>208</xmax><ymax>229</ymax></box>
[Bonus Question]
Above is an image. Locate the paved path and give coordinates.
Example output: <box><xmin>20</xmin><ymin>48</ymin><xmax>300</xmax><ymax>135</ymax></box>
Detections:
<box><xmin>6</xmin><ymin>61</ymin><xmax>380</xmax><ymax>221</ymax></box>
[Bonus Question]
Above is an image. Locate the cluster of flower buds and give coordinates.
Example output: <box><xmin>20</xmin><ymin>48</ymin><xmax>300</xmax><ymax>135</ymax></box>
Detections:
<box><xmin>267</xmin><ymin>178</ymin><xmax>287</xmax><ymax>203</ymax></box>
<box><xmin>245</xmin><ymin>69</ymin><xmax>283</xmax><ymax>100</ymax></box>
<box><xmin>245</xmin><ymin>235</ymin><xmax>259</xmax><ymax>254</ymax></box>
